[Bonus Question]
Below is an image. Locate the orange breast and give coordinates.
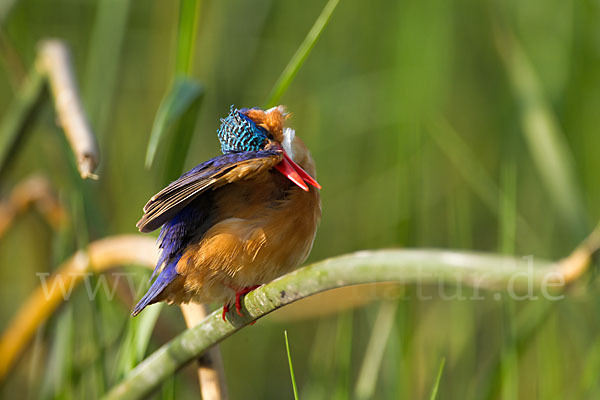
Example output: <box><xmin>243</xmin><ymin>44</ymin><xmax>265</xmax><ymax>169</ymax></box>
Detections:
<box><xmin>162</xmin><ymin>170</ymin><xmax>321</xmax><ymax>305</ymax></box>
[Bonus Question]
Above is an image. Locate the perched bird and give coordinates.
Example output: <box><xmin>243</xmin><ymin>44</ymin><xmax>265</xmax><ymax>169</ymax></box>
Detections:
<box><xmin>132</xmin><ymin>105</ymin><xmax>321</xmax><ymax>320</ymax></box>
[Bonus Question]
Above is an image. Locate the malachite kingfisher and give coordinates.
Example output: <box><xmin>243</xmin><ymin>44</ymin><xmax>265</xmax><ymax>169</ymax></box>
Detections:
<box><xmin>132</xmin><ymin>105</ymin><xmax>321</xmax><ymax>320</ymax></box>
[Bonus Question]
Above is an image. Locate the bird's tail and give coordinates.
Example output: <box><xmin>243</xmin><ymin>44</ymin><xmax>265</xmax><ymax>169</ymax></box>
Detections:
<box><xmin>131</xmin><ymin>256</ymin><xmax>180</xmax><ymax>316</ymax></box>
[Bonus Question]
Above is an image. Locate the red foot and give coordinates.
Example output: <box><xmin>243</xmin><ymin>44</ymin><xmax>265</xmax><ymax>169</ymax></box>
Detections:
<box><xmin>221</xmin><ymin>285</ymin><xmax>260</xmax><ymax>321</ymax></box>
<box><xmin>234</xmin><ymin>285</ymin><xmax>260</xmax><ymax>316</ymax></box>
<box><xmin>222</xmin><ymin>303</ymin><xmax>229</xmax><ymax>321</ymax></box>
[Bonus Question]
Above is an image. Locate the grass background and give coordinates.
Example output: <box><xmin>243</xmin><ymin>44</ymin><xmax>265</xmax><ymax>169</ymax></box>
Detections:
<box><xmin>1</xmin><ymin>0</ymin><xmax>600</xmax><ymax>398</ymax></box>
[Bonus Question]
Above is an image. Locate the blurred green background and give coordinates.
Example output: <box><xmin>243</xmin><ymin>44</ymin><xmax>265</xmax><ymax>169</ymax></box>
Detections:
<box><xmin>1</xmin><ymin>0</ymin><xmax>600</xmax><ymax>398</ymax></box>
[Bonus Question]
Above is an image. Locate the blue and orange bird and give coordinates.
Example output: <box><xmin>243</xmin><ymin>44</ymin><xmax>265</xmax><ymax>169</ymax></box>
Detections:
<box><xmin>132</xmin><ymin>105</ymin><xmax>321</xmax><ymax>320</ymax></box>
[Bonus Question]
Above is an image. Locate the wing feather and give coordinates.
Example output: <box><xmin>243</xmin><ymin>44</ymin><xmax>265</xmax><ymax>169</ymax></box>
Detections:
<box><xmin>136</xmin><ymin>150</ymin><xmax>282</xmax><ymax>233</ymax></box>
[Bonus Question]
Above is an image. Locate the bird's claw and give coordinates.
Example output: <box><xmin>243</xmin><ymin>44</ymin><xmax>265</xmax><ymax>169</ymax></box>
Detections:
<box><xmin>222</xmin><ymin>285</ymin><xmax>260</xmax><ymax>321</ymax></box>
<box><xmin>221</xmin><ymin>303</ymin><xmax>229</xmax><ymax>321</ymax></box>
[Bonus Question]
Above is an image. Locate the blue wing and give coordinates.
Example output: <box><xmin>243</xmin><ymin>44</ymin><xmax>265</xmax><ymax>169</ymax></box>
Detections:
<box><xmin>136</xmin><ymin>150</ymin><xmax>282</xmax><ymax>233</ymax></box>
<box><xmin>132</xmin><ymin>149</ymin><xmax>282</xmax><ymax>315</ymax></box>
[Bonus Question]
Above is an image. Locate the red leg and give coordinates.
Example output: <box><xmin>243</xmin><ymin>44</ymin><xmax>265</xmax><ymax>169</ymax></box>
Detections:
<box><xmin>222</xmin><ymin>303</ymin><xmax>229</xmax><ymax>321</ymax></box>
<box><xmin>234</xmin><ymin>285</ymin><xmax>260</xmax><ymax>316</ymax></box>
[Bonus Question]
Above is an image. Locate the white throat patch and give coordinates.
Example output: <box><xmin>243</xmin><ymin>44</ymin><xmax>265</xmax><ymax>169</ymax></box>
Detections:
<box><xmin>282</xmin><ymin>128</ymin><xmax>295</xmax><ymax>160</ymax></box>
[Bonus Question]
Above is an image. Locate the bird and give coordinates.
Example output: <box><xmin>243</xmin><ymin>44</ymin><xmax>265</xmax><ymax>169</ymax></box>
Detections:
<box><xmin>132</xmin><ymin>105</ymin><xmax>321</xmax><ymax>320</ymax></box>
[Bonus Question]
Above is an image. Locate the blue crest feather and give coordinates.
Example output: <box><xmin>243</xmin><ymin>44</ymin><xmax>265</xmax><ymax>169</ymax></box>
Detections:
<box><xmin>217</xmin><ymin>105</ymin><xmax>267</xmax><ymax>153</ymax></box>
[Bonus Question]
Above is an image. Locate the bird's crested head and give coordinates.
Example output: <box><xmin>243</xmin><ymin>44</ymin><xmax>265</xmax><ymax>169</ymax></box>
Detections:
<box><xmin>217</xmin><ymin>105</ymin><xmax>289</xmax><ymax>151</ymax></box>
<box><xmin>217</xmin><ymin>105</ymin><xmax>319</xmax><ymax>190</ymax></box>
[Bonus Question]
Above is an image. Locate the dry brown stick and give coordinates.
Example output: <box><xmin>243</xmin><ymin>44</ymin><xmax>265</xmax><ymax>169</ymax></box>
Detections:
<box><xmin>559</xmin><ymin>221</ymin><xmax>600</xmax><ymax>282</ymax></box>
<box><xmin>0</xmin><ymin>39</ymin><xmax>100</xmax><ymax>179</ymax></box>
<box><xmin>0</xmin><ymin>235</ymin><xmax>227</xmax><ymax>400</ymax></box>
<box><xmin>36</xmin><ymin>40</ymin><xmax>99</xmax><ymax>179</ymax></box>
<box><xmin>181</xmin><ymin>304</ymin><xmax>229</xmax><ymax>400</ymax></box>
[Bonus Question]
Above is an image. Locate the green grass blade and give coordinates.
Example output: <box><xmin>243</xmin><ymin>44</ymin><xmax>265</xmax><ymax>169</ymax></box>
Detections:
<box><xmin>162</xmin><ymin>90</ymin><xmax>204</xmax><ymax>184</ymax></box>
<box><xmin>160</xmin><ymin>375</ymin><xmax>176</xmax><ymax>400</ymax></box>
<box><xmin>355</xmin><ymin>301</ymin><xmax>398</xmax><ymax>400</ymax></box>
<box><xmin>0</xmin><ymin>0</ymin><xmax>18</xmax><ymax>23</ymax></box>
<box><xmin>0</xmin><ymin>29</ymin><xmax>27</xmax><ymax>90</ymax></box>
<box><xmin>264</xmin><ymin>0</ymin><xmax>339</xmax><ymax>108</ymax></box>
<box><xmin>83</xmin><ymin>0</ymin><xmax>131</xmax><ymax>141</ymax></box>
<box><xmin>145</xmin><ymin>0</ymin><xmax>202</xmax><ymax>168</ymax></box>
<box><xmin>429</xmin><ymin>357</ymin><xmax>446</xmax><ymax>400</ymax></box>
<box><xmin>499</xmin><ymin>302</ymin><xmax>519</xmax><ymax>400</ymax></box>
<box><xmin>579</xmin><ymin>329</ymin><xmax>600</xmax><ymax>396</ymax></box>
<box><xmin>498</xmin><ymin>160</ymin><xmax>517</xmax><ymax>254</ymax></box>
<box><xmin>134</xmin><ymin>304</ymin><xmax>163</xmax><ymax>362</ymax></box>
<box><xmin>159</xmin><ymin>0</ymin><xmax>204</xmax><ymax>179</ymax></box>
<box><xmin>493</xmin><ymin>24</ymin><xmax>587</xmax><ymax>235</ymax></box>
<box><xmin>480</xmin><ymin>301</ymin><xmax>553</xmax><ymax>399</ymax></box>
<box><xmin>114</xmin><ymin>303</ymin><xmax>163</xmax><ymax>382</ymax></box>
<box><xmin>175</xmin><ymin>0</ymin><xmax>201</xmax><ymax>76</ymax></box>
<box><xmin>284</xmin><ymin>330</ymin><xmax>299</xmax><ymax>400</ymax></box>
<box><xmin>40</xmin><ymin>306</ymin><xmax>74</xmax><ymax>400</ymax></box>
<box><xmin>112</xmin><ymin>270</ymin><xmax>162</xmax><ymax>381</ymax></box>
<box><xmin>428</xmin><ymin>119</ymin><xmax>541</xmax><ymax>250</ymax></box>
<box><xmin>301</xmin><ymin>318</ymin><xmax>337</xmax><ymax>399</ymax></box>
<box><xmin>498</xmin><ymin>158</ymin><xmax>519</xmax><ymax>400</ymax></box>
<box><xmin>333</xmin><ymin>311</ymin><xmax>353</xmax><ymax>400</ymax></box>
<box><xmin>144</xmin><ymin>78</ymin><xmax>203</xmax><ymax>168</ymax></box>
<box><xmin>0</xmin><ymin>65</ymin><xmax>44</xmax><ymax>176</ymax></box>
<box><xmin>429</xmin><ymin>119</ymin><xmax>500</xmax><ymax>213</ymax></box>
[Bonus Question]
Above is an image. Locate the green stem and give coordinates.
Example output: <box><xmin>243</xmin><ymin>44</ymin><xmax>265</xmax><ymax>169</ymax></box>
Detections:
<box><xmin>0</xmin><ymin>65</ymin><xmax>45</xmax><ymax>176</ymax></box>
<box><xmin>104</xmin><ymin>248</ymin><xmax>567</xmax><ymax>400</ymax></box>
<box><xmin>355</xmin><ymin>301</ymin><xmax>398</xmax><ymax>399</ymax></box>
<box><xmin>284</xmin><ymin>330</ymin><xmax>299</xmax><ymax>400</ymax></box>
<box><xmin>175</xmin><ymin>0</ymin><xmax>201</xmax><ymax>76</ymax></box>
<box><xmin>429</xmin><ymin>357</ymin><xmax>446</xmax><ymax>400</ymax></box>
<box><xmin>493</xmin><ymin>21</ymin><xmax>586</xmax><ymax>235</ymax></box>
<box><xmin>264</xmin><ymin>0</ymin><xmax>339</xmax><ymax>108</ymax></box>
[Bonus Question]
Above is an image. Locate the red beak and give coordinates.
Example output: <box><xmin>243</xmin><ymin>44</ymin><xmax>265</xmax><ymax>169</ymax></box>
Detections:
<box><xmin>274</xmin><ymin>152</ymin><xmax>321</xmax><ymax>191</ymax></box>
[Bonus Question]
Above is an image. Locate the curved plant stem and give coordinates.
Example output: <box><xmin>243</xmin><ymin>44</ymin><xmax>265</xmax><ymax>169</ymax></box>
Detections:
<box><xmin>0</xmin><ymin>236</ymin><xmax>155</xmax><ymax>379</ymax></box>
<box><xmin>4</xmin><ymin>226</ymin><xmax>599</xmax><ymax>397</ymax></box>
<box><xmin>103</xmin><ymin>234</ymin><xmax>599</xmax><ymax>400</ymax></box>
<box><xmin>0</xmin><ymin>235</ymin><xmax>228</xmax><ymax>400</ymax></box>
